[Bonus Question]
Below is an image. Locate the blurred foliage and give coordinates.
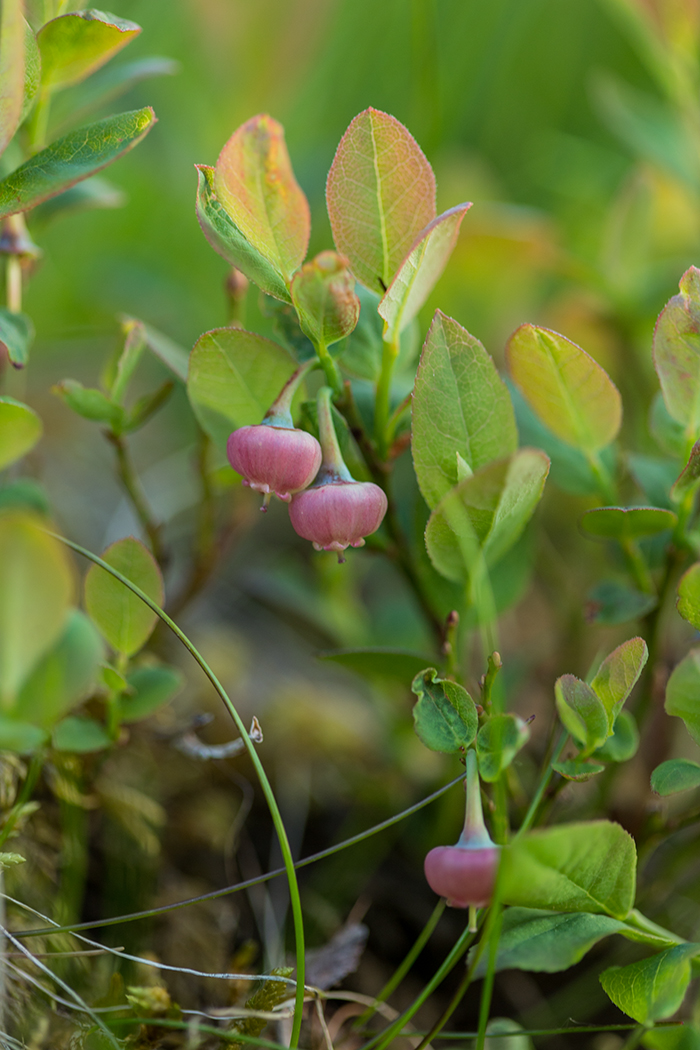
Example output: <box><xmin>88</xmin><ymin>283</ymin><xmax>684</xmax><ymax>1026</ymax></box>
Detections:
<box><xmin>7</xmin><ymin>0</ymin><xmax>700</xmax><ymax>1045</ymax></box>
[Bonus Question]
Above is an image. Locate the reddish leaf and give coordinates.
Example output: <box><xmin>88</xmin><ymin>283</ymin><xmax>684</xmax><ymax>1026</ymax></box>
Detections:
<box><xmin>326</xmin><ymin>108</ymin><xmax>436</xmax><ymax>295</ymax></box>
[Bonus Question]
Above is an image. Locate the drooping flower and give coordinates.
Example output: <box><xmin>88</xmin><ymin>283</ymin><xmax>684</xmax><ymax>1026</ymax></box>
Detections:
<box><xmin>289</xmin><ymin>387</ymin><xmax>387</xmax><ymax>559</ymax></box>
<box><xmin>424</xmin><ymin>750</ymin><xmax>500</xmax><ymax>921</ymax></box>
<box><xmin>226</xmin><ymin>362</ymin><xmax>321</xmax><ymax>510</ymax></box>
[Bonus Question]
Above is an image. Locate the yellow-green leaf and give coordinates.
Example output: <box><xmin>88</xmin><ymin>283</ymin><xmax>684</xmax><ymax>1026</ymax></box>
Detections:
<box><xmin>326</xmin><ymin>107</ymin><xmax>436</xmax><ymax>295</ymax></box>
<box><xmin>378</xmin><ymin>203</ymin><xmax>471</xmax><ymax>340</ymax></box>
<box><xmin>507</xmin><ymin>324</ymin><xmax>622</xmax><ymax>454</ymax></box>
<box><xmin>214</xmin><ymin>114</ymin><xmax>309</xmax><ymax>282</ymax></box>
<box><xmin>0</xmin><ymin>511</ymin><xmax>74</xmax><ymax>706</ymax></box>
<box><xmin>0</xmin><ymin>106</ymin><xmax>156</xmax><ymax>219</ymax></box>
<box><xmin>653</xmin><ymin>266</ymin><xmax>700</xmax><ymax>441</ymax></box>
<box><xmin>37</xmin><ymin>9</ymin><xmax>141</xmax><ymax>93</ymax></box>
<box><xmin>0</xmin><ymin>396</ymin><xmax>42</xmax><ymax>470</ymax></box>
<box><xmin>84</xmin><ymin>536</ymin><xmax>163</xmax><ymax>657</ymax></box>
<box><xmin>0</xmin><ymin>0</ymin><xmax>26</xmax><ymax>156</ymax></box>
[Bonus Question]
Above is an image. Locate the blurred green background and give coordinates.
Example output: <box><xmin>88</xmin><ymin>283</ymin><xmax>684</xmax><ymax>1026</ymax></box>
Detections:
<box><xmin>11</xmin><ymin>0</ymin><xmax>700</xmax><ymax>1023</ymax></box>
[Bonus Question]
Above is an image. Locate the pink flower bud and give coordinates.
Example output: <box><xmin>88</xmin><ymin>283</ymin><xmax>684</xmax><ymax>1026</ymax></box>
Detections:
<box><xmin>227</xmin><ymin>425</ymin><xmax>322</xmax><ymax>509</ymax></box>
<box><xmin>424</xmin><ymin>843</ymin><xmax>500</xmax><ymax>908</ymax></box>
<box><xmin>289</xmin><ymin>480</ymin><xmax>388</xmax><ymax>554</ymax></box>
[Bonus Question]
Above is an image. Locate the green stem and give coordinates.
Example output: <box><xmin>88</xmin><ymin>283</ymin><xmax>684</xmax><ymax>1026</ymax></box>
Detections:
<box><xmin>315</xmin><ymin>339</ymin><xmax>343</xmax><ymax>397</ymax></box>
<box><xmin>475</xmin><ymin>903</ymin><xmax>503</xmax><ymax>1050</ymax></box>
<box><xmin>106</xmin><ymin>430</ymin><xmax>166</xmax><ymax>568</ymax></box>
<box><xmin>27</xmin><ymin>88</ymin><xmax>51</xmax><ymax>154</ymax></box>
<box><xmin>586</xmin><ymin>451</ymin><xmax>617</xmax><ymax>504</ymax></box>
<box><xmin>265</xmin><ymin>358</ymin><xmax>318</xmax><ymax>426</ymax></box>
<box><xmin>625</xmin><ymin>909</ymin><xmax>684</xmax><ymax>945</ymax></box>
<box><xmin>43</xmin><ymin>532</ymin><xmax>307</xmax><ymax>1050</ymax></box>
<box><xmin>5</xmin><ymin>256</ymin><xmax>21</xmax><ymax>314</ymax></box>
<box><xmin>514</xmin><ymin>730</ymin><xmax>568</xmax><ymax>840</ymax></box>
<box><xmin>354</xmin><ymin>898</ymin><xmax>445</xmax><ymax>1029</ymax></box>
<box><xmin>375</xmin><ymin>335</ymin><xmax>400</xmax><ymax>458</ymax></box>
<box><xmin>316</xmin><ymin>385</ymin><xmax>353</xmax><ymax>481</ymax></box>
<box><xmin>621</xmin><ymin>538</ymin><xmax>655</xmax><ymax>595</ymax></box>
<box><xmin>361</xmin><ymin>921</ymin><xmax>476</xmax><ymax>1050</ymax></box>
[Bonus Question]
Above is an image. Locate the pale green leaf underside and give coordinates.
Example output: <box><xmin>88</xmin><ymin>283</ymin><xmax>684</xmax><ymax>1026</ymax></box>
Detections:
<box><xmin>378</xmin><ymin>203</ymin><xmax>471</xmax><ymax>339</ymax></box>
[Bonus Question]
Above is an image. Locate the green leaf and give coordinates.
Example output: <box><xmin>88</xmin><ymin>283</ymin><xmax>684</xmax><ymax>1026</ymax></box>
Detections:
<box><xmin>628</xmin><ymin>453</ymin><xmax>677</xmax><ymax>510</ymax></box>
<box><xmin>117</xmin><ymin>664</ymin><xmax>184</xmax><ymax>722</ymax></box>
<box><xmin>555</xmin><ymin>675</ymin><xmax>609</xmax><ymax>752</ymax></box>
<box><xmin>195</xmin><ymin>165</ymin><xmax>291</xmax><ymax>303</ymax></box>
<box><xmin>650</xmin><ymin>391</ymin><xmax>687</xmax><ymax>459</ymax></box>
<box><xmin>581</xmin><ymin>506</ymin><xmax>676</xmax><ymax>540</ymax></box>
<box><xmin>0</xmin><ymin>106</ymin><xmax>156</xmax><ymax>219</ymax></box>
<box><xmin>483</xmin><ymin>1020</ymin><xmax>533</xmax><ymax>1050</ymax></box>
<box><xmin>52</xmin><ymin>715</ymin><xmax>110</xmax><ymax>753</ymax></box>
<box><xmin>0</xmin><ymin>717</ymin><xmax>46</xmax><ymax>753</ymax></box>
<box><xmin>672</xmin><ymin>440</ymin><xmax>700</xmax><ymax>500</ymax></box>
<box><xmin>107</xmin><ymin>318</ymin><xmax>144</xmax><ymax>403</ymax></box>
<box><xmin>187</xmin><ymin>326</ymin><xmax>296</xmax><ymax>449</ymax></box>
<box><xmin>470</xmin><ymin>908</ymin><xmax>626</xmax><ymax>977</ymax></box>
<box><xmin>509</xmin><ymin>381</ymin><xmax>610</xmax><ymax>496</ymax></box>
<box><xmin>477</xmin><ymin>714</ymin><xmax>529</xmax><ymax>781</ymax></box>
<box><xmin>507</xmin><ymin>324</ymin><xmax>622</xmax><ymax>454</ymax></box>
<box><xmin>317</xmin><ymin>648</ymin><xmax>434</xmax><ymax>683</ymax></box>
<box><xmin>643</xmin><ymin>1024</ymin><xmax>700</xmax><ymax>1050</ymax></box>
<box><xmin>37</xmin><ymin>9</ymin><xmax>141</xmax><ymax>93</ymax></box>
<box><xmin>411</xmin><ymin>667</ymin><xmax>478</xmax><ymax>753</ymax></box>
<box><xmin>0</xmin><ymin>478</ymin><xmax>50</xmax><ymax>516</ymax></box>
<box><xmin>0</xmin><ymin>512</ymin><xmax>74</xmax><ymax>706</ymax></box>
<box><xmin>412</xmin><ymin>311</ymin><xmax>517</xmax><ymax>510</ymax></box>
<box><xmin>0</xmin><ymin>308</ymin><xmax>33</xmax><ymax>367</ymax></box>
<box><xmin>378</xmin><ymin>203</ymin><xmax>471</xmax><ymax>340</ymax></box>
<box><xmin>677</xmin><ymin>564</ymin><xmax>700</xmax><ymax>633</ymax></box>
<box><xmin>595</xmin><ymin>710</ymin><xmax>640</xmax><ymax>763</ymax></box>
<box><xmin>326</xmin><ymin>107</ymin><xmax>436</xmax><ymax>295</ymax></box>
<box><xmin>665</xmin><ymin>645</ymin><xmax>700</xmax><ymax>746</ymax></box>
<box><xmin>213</xmin><ymin>114</ymin><xmax>309</xmax><ymax>283</ymax></box>
<box><xmin>552</xmin><ymin>759</ymin><xmax>606</xmax><ymax>781</ymax></box>
<box><xmin>501</xmin><ymin>820</ymin><xmax>637</xmax><ymax>919</ymax></box>
<box><xmin>654</xmin><ymin>267</ymin><xmax>700</xmax><ymax>440</ymax></box>
<box><xmin>0</xmin><ymin>0</ymin><xmax>26</xmax><ymax>156</ymax></box>
<box><xmin>591</xmin><ymin>637</ymin><xmax>649</xmax><ymax>730</ymax></box>
<box><xmin>651</xmin><ymin>758</ymin><xmax>700</xmax><ymax>796</ymax></box>
<box><xmin>53</xmin><ymin>379</ymin><xmax>123</xmax><ymax>428</ymax></box>
<box><xmin>84</xmin><ymin>536</ymin><xmax>163</xmax><ymax>657</ymax></box>
<box><xmin>586</xmin><ymin>580</ymin><xmax>657</xmax><ymax>625</ymax></box>
<box><xmin>290</xmin><ymin>251</ymin><xmax>360</xmax><ymax>348</ymax></box>
<box><xmin>30</xmin><ymin>175</ymin><xmax>125</xmax><ymax>226</ymax></box>
<box><xmin>425</xmin><ymin>450</ymin><xmax>549</xmax><ymax>582</ymax></box>
<box><xmin>0</xmin><ymin>396</ymin><xmax>42</xmax><ymax>470</ymax></box>
<box><xmin>600</xmin><ymin>944</ymin><xmax>699</xmax><ymax>1024</ymax></box>
<box><xmin>20</xmin><ymin>20</ymin><xmax>40</xmax><ymax>126</ymax></box>
<box><xmin>14</xmin><ymin>609</ymin><xmax>103</xmax><ymax>729</ymax></box>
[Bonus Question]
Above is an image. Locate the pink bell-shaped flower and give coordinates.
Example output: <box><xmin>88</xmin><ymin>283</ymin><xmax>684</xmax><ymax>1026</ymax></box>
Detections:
<box><xmin>289</xmin><ymin>387</ymin><xmax>387</xmax><ymax>560</ymax></box>
<box><xmin>424</xmin><ymin>751</ymin><xmax>500</xmax><ymax>925</ymax></box>
<box><xmin>226</xmin><ymin>363</ymin><xmax>322</xmax><ymax>510</ymax></box>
